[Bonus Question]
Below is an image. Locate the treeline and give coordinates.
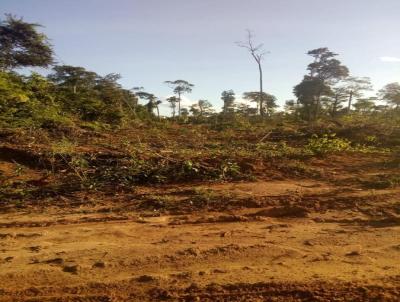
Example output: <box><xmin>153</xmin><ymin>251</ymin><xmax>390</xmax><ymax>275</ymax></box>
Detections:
<box><xmin>1</xmin><ymin>15</ymin><xmax>399</xmax><ymax>130</ymax></box>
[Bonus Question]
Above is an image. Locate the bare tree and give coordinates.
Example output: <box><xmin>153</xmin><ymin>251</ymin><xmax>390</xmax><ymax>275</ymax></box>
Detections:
<box><xmin>237</xmin><ymin>30</ymin><xmax>268</xmax><ymax>116</ymax></box>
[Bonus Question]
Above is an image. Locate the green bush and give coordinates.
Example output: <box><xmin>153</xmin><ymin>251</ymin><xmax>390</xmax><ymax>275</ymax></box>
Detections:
<box><xmin>305</xmin><ymin>134</ymin><xmax>351</xmax><ymax>155</ymax></box>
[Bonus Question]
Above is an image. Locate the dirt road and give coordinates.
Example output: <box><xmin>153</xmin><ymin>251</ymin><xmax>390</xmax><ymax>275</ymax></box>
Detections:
<box><xmin>1</xmin><ymin>177</ymin><xmax>399</xmax><ymax>301</ymax></box>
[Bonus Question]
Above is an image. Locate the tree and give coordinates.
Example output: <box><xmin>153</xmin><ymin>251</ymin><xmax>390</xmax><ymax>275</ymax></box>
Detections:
<box><xmin>121</xmin><ymin>89</ymin><xmax>139</xmax><ymax>117</ymax></box>
<box><xmin>0</xmin><ymin>71</ymin><xmax>30</xmax><ymax>121</ymax></box>
<box><xmin>378</xmin><ymin>82</ymin><xmax>400</xmax><ymax>109</ymax></box>
<box><xmin>294</xmin><ymin>48</ymin><xmax>348</xmax><ymax>121</ymax></box>
<box><xmin>0</xmin><ymin>14</ymin><xmax>53</xmax><ymax>70</ymax></box>
<box><xmin>306</xmin><ymin>48</ymin><xmax>349</xmax><ymax>118</ymax></box>
<box><xmin>284</xmin><ymin>100</ymin><xmax>298</xmax><ymax>115</ymax></box>
<box><xmin>190</xmin><ymin>100</ymin><xmax>214</xmax><ymax>118</ymax></box>
<box><xmin>48</xmin><ymin>65</ymin><xmax>103</xmax><ymax>120</ymax></box>
<box><xmin>164</xmin><ymin>80</ymin><xmax>194</xmax><ymax>117</ymax></box>
<box><xmin>307</xmin><ymin>48</ymin><xmax>349</xmax><ymax>82</ymax></box>
<box><xmin>342</xmin><ymin>77</ymin><xmax>372</xmax><ymax>112</ymax></box>
<box><xmin>293</xmin><ymin>76</ymin><xmax>332</xmax><ymax>121</ymax></box>
<box><xmin>95</xmin><ymin>73</ymin><xmax>128</xmax><ymax>123</ymax></box>
<box><xmin>243</xmin><ymin>91</ymin><xmax>277</xmax><ymax>116</ymax></box>
<box><xmin>328</xmin><ymin>86</ymin><xmax>348</xmax><ymax>117</ymax></box>
<box><xmin>197</xmin><ymin>100</ymin><xmax>214</xmax><ymax>117</ymax></box>
<box><xmin>136</xmin><ymin>91</ymin><xmax>159</xmax><ymax>117</ymax></box>
<box><xmin>354</xmin><ymin>97</ymin><xmax>376</xmax><ymax>113</ymax></box>
<box><xmin>235</xmin><ymin>103</ymin><xmax>257</xmax><ymax>116</ymax></box>
<box><xmin>237</xmin><ymin>30</ymin><xmax>268</xmax><ymax>116</ymax></box>
<box><xmin>180</xmin><ymin>108</ymin><xmax>189</xmax><ymax>120</ymax></box>
<box><xmin>49</xmin><ymin>65</ymin><xmax>98</xmax><ymax>94</ymax></box>
<box><xmin>0</xmin><ymin>71</ymin><xmax>66</xmax><ymax>127</ymax></box>
<box><xmin>189</xmin><ymin>104</ymin><xmax>200</xmax><ymax>117</ymax></box>
<box><xmin>166</xmin><ymin>96</ymin><xmax>178</xmax><ymax>117</ymax></box>
<box><xmin>154</xmin><ymin>99</ymin><xmax>162</xmax><ymax>119</ymax></box>
<box><xmin>48</xmin><ymin>66</ymin><xmax>132</xmax><ymax>123</ymax></box>
<box><xmin>221</xmin><ymin>90</ymin><xmax>235</xmax><ymax>114</ymax></box>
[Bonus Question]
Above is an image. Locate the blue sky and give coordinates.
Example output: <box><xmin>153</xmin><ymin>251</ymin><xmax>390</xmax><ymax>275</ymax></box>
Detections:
<box><xmin>1</xmin><ymin>0</ymin><xmax>400</xmax><ymax>113</ymax></box>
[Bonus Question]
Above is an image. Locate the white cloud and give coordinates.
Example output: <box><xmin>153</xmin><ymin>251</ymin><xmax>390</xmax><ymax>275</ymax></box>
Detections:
<box><xmin>380</xmin><ymin>56</ymin><xmax>400</xmax><ymax>62</ymax></box>
<box><xmin>158</xmin><ymin>95</ymin><xmax>197</xmax><ymax>116</ymax></box>
<box><xmin>235</xmin><ymin>97</ymin><xmax>257</xmax><ymax>108</ymax></box>
<box><xmin>159</xmin><ymin>95</ymin><xmax>197</xmax><ymax>107</ymax></box>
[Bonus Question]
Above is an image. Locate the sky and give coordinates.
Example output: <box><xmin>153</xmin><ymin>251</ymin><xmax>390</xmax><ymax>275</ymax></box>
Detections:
<box><xmin>1</xmin><ymin>0</ymin><xmax>400</xmax><ymax>113</ymax></box>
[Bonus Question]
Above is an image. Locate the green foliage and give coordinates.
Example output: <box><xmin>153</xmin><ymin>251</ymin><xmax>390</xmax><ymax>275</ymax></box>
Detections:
<box><xmin>0</xmin><ymin>71</ymin><xmax>71</xmax><ymax>128</ymax></box>
<box><xmin>0</xmin><ymin>14</ymin><xmax>53</xmax><ymax>70</ymax></box>
<box><xmin>378</xmin><ymin>82</ymin><xmax>400</xmax><ymax>108</ymax></box>
<box><xmin>49</xmin><ymin>138</ymin><xmax>89</xmax><ymax>183</ymax></box>
<box><xmin>219</xmin><ymin>161</ymin><xmax>241</xmax><ymax>180</ymax></box>
<box><xmin>305</xmin><ymin>134</ymin><xmax>351</xmax><ymax>155</ymax></box>
<box><xmin>255</xmin><ymin>141</ymin><xmax>308</xmax><ymax>160</ymax></box>
<box><xmin>221</xmin><ymin>90</ymin><xmax>236</xmax><ymax>114</ymax></box>
<box><xmin>243</xmin><ymin>91</ymin><xmax>278</xmax><ymax>116</ymax></box>
<box><xmin>294</xmin><ymin>48</ymin><xmax>349</xmax><ymax>121</ymax></box>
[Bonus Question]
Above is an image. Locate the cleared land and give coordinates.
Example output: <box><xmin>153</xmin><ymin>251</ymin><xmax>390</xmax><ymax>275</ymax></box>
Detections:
<box><xmin>0</xmin><ymin>125</ymin><xmax>399</xmax><ymax>301</ymax></box>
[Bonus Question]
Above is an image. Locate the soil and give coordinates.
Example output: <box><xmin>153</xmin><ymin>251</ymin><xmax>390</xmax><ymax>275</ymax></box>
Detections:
<box><xmin>0</xmin><ymin>137</ymin><xmax>399</xmax><ymax>301</ymax></box>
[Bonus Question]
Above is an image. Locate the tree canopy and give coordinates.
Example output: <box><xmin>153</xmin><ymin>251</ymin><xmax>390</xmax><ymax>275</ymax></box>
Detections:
<box><xmin>0</xmin><ymin>14</ymin><xmax>53</xmax><ymax>70</ymax></box>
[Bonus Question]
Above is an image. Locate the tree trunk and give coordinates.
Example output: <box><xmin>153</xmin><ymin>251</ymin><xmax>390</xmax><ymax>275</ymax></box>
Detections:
<box><xmin>178</xmin><ymin>92</ymin><xmax>181</xmax><ymax>117</ymax></box>
<box><xmin>258</xmin><ymin>62</ymin><xmax>264</xmax><ymax>116</ymax></box>
<box><xmin>156</xmin><ymin>106</ymin><xmax>160</xmax><ymax>120</ymax></box>
<box><xmin>347</xmin><ymin>91</ymin><xmax>353</xmax><ymax>113</ymax></box>
<box><xmin>314</xmin><ymin>91</ymin><xmax>322</xmax><ymax>121</ymax></box>
<box><xmin>333</xmin><ymin>94</ymin><xmax>339</xmax><ymax>117</ymax></box>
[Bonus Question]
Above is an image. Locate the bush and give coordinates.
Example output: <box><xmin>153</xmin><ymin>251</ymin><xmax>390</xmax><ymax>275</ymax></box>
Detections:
<box><xmin>305</xmin><ymin>134</ymin><xmax>351</xmax><ymax>155</ymax></box>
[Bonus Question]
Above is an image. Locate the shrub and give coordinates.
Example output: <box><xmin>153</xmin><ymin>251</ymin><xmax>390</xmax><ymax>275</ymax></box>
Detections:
<box><xmin>305</xmin><ymin>134</ymin><xmax>351</xmax><ymax>155</ymax></box>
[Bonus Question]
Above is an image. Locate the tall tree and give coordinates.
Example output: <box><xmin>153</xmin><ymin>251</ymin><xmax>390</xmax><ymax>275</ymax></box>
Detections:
<box><xmin>378</xmin><ymin>82</ymin><xmax>400</xmax><ymax>109</ymax></box>
<box><xmin>154</xmin><ymin>99</ymin><xmax>162</xmax><ymax>119</ymax></box>
<box><xmin>306</xmin><ymin>48</ymin><xmax>349</xmax><ymax>118</ymax></box>
<box><xmin>237</xmin><ymin>30</ymin><xmax>268</xmax><ymax>116</ymax></box>
<box><xmin>342</xmin><ymin>77</ymin><xmax>373</xmax><ymax>112</ymax></box>
<box><xmin>166</xmin><ymin>96</ymin><xmax>178</xmax><ymax>118</ymax></box>
<box><xmin>221</xmin><ymin>90</ymin><xmax>235</xmax><ymax>114</ymax></box>
<box><xmin>164</xmin><ymin>80</ymin><xmax>194</xmax><ymax>117</ymax></box>
<box><xmin>294</xmin><ymin>48</ymin><xmax>348</xmax><ymax>121</ymax></box>
<box><xmin>307</xmin><ymin>48</ymin><xmax>349</xmax><ymax>82</ymax></box>
<box><xmin>0</xmin><ymin>14</ymin><xmax>53</xmax><ymax>70</ymax></box>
